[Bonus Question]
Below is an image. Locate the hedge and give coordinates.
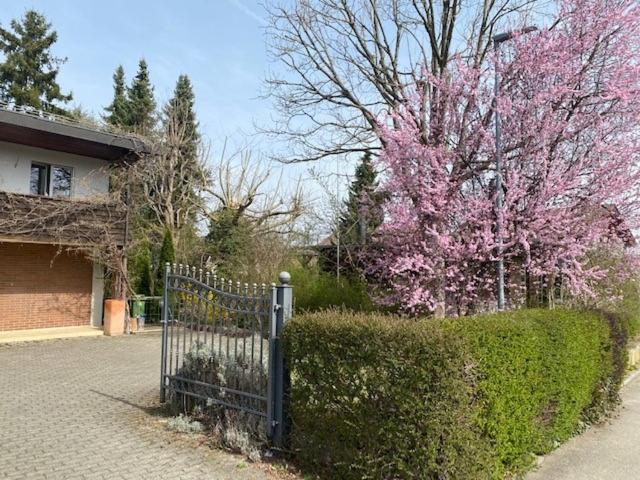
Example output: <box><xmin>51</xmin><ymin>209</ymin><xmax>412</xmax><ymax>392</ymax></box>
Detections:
<box><xmin>283</xmin><ymin>311</ymin><xmax>492</xmax><ymax>478</ymax></box>
<box><xmin>283</xmin><ymin>308</ymin><xmax>629</xmax><ymax>479</ymax></box>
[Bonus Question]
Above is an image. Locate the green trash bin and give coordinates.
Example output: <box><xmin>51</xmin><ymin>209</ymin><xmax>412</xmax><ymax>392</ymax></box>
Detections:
<box><xmin>131</xmin><ymin>296</ymin><xmax>145</xmax><ymax>318</ymax></box>
<box><xmin>131</xmin><ymin>296</ymin><xmax>147</xmax><ymax>332</ymax></box>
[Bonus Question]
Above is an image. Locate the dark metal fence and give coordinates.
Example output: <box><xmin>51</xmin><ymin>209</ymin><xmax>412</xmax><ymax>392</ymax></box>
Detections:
<box><xmin>159</xmin><ymin>263</ymin><xmax>292</xmax><ymax>446</ymax></box>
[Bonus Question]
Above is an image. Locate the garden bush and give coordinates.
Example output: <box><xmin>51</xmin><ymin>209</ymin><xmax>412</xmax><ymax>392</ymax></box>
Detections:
<box><xmin>286</xmin><ymin>263</ymin><xmax>373</xmax><ymax>313</ymax></box>
<box><xmin>446</xmin><ymin>309</ymin><xmax>622</xmax><ymax>476</ymax></box>
<box><xmin>284</xmin><ymin>308</ymin><xmax>629</xmax><ymax>479</ymax></box>
<box><xmin>284</xmin><ymin>311</ymin><xmax>492</xmax><ymax>479</ymax></box>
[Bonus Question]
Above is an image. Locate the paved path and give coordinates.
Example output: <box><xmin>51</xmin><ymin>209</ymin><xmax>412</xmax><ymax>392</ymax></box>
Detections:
<box><xmin>527</xmin><ymin>374</ymin><xmax>640</xmax><ymax>480</ymax></box>
<box><xmin>0</xmin><ymin>332</ymin><xmax>273</xmax><ymax>480</ymax></box>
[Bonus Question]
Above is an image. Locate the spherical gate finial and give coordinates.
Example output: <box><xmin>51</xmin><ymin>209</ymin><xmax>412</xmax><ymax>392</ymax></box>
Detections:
<box><xmin>278</xmin><ymin>271</ymin><xmax>291</xmax><ymax>285</ymax></box>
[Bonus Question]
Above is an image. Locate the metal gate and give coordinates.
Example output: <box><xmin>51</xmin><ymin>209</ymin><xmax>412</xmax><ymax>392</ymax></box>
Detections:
<box><xmin>159</xmin><ymin>263</ymin><xmax>292</xmax><ymax>446</ymax></box>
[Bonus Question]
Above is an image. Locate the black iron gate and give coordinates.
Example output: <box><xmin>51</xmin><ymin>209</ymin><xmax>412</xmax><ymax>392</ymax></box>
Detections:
<box><xmin>159</xmin><ymin>263</ymin><xmax>292</xmax><ymax>446</ymax></box>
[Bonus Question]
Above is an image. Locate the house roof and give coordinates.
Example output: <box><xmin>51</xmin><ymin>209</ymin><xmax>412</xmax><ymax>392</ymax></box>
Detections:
<box><xmin>0</xmin><ymin>103</ymin><xmax>149</xmax><ymax>161</ymax></box>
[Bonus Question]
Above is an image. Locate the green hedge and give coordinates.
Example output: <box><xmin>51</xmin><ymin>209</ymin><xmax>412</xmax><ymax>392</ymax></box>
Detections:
<box><xmin>283</xmin><ymin>311</ymin><xmax>492</xmax><ymax>478</ymax></box>
<box><xmin>284</xmin><ymin>308</ymin><xmax>628</xmax><ymax>479</ymax></box>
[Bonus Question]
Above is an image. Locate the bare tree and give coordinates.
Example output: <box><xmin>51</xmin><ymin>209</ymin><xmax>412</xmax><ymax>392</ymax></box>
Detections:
<box><xmin>126</xmin><ymin>104</ymin><xmax>209</xmax><ymax>250</ymax></box>
<box><xmin>200</xmin><ymin>145</ymin><xmax>305</xmax><ymax>280</ymax></box>
<box><xmin>204</xmin><ymin>144</ymin><xmax>304</xmax><ymax>236</ymax></box>
<box><xmin>264</xmin><ymin>0</ymin><xmax>543</xmax><ymax>163</ymax></box>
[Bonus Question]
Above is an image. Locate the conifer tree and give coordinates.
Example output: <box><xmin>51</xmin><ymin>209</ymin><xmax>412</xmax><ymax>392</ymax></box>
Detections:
<box><xmin>164</xmin><ymin>74</ymin><xmax>199</xmax><ymax>159</ymax></box>
<box><xmin>127</xmin><ymin>59</ymin><xmax>156</xmax><ymax>134</ymax></box>
<box><xmin>161</xmin><ymin>74</ymin><xmax>202</xmax><ymax>236</ymax></box>
<box><xmin>0</xmin><ymin>10</ymin><xmax>72</xmax><ymax>113</ymax></box>
<box><xmin>337</xmin><ymin>153</ymin><xmax>383</xmax><ymax>245</ymax></box>
<box><xmin>155</xmin><ymin>229</ymin><xmax>175</xmax><ymax>296</ymax></box>
<box><xmin>104</xmin><ymin>65</ymin><xmax>129</xmax><ymax>127</ymax></box>
<box><xmin>133</xmin><ymin>240</ymin><xmax>153</xmax><ymax>296</ymax></box>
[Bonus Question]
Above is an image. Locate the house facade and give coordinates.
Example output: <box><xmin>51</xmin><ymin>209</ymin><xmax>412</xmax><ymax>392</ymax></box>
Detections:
<box><xmin>0</xmin><ymin>105</ymin><xmax>145</xmax><ymax>332</ymax></box>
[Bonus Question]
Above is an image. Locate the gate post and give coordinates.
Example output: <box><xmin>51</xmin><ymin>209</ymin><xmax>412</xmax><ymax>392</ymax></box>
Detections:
<box><xmin>160</xmin><ymin>262</ymin><xmax>170</xmax><ymax>403</ymax></box>
<box><xmin>268</xmin><ymin>271</ymin><xmax>293</xmax><ymax>448</ymax></box>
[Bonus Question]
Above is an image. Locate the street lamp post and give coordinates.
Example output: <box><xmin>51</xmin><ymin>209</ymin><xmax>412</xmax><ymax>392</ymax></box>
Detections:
<box><xmin>493</xmin><ymin>26</ymin><xmax>537</xmax><ymax>311</ymax></box>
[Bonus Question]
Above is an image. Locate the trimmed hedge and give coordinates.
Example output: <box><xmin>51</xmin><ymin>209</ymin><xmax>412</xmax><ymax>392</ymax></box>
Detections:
<box><xmin>446</xmin><ymin>309</ymin><xmax>622</xmax><ymax>476</ymax></box>
<box><xmin>283</xmin><ymin>312</ymin><xmax>492</xmax><ymax>478</ymax></box>
<box><xmin>284</xmin><ymin>308</ymin><xmax>628</xmax><ymax>479</ymax></box>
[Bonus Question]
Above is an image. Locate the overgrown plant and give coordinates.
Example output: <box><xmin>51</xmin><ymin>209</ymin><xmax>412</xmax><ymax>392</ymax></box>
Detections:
<box><xmin>169</xmin><ymin>341</ymin><xmax>269</xmax><ymax>458</ymax></box>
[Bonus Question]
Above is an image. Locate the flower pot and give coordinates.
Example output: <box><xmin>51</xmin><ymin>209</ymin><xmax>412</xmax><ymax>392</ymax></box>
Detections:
<box><xmin>104</xmin><ymin>299</ymin><xmax>126</xmax><ymax>336</ymax></box>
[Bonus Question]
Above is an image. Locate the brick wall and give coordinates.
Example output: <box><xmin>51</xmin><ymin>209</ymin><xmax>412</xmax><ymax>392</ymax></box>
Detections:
<box><xmin>0</xmin><ymin>242</ymin><xmax>93</xmax><ymax>331</ymax></box>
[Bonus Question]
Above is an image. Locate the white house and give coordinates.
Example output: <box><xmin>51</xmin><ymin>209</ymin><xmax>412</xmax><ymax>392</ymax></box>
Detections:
<box><xmin>0</xmin><ymin>105</ymin><xmax>145</xmax><ymax>333</ymax></box>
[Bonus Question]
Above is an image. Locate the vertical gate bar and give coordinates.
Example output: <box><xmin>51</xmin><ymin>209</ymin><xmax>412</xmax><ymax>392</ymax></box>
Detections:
<box><xmin>226</xmin><ymin>279</ymin><xmax>232</xmax><ymax>362</ymax></box>
<box><xmin>181</xmin><ymin>265</ymin><xmax>187</xmax><ymax>369</ymax></box>
<box><xmin>203</xmin><ymin>271</ymin><xmax>209</xmax><ymax>352</ymax></box>
<box><xmin>235</xmin><ymin>281</ymin><xmax>240</xmax><ymax>378</ymax></box>
<box><xmin>168</xmin><ymin>263</ymin><xmax>177</xmax><ymax>379</ymax></box>
<box><xmin>266</xmin><ymin>282</ymin><xmax>277</xmax><ymax>440</ymax></box>
<box><xmin>243</xmin><ymin>283</ymin><xmax>248</xmax><ymax>365</ymax></box>
<box><xmin>188</xmin><ymin>266</ymin><xmax>195</xmax><ymax>351</ymax></box>
<box><xmin>176</xmin><ymin>264</ymin><xmax>184</xmax><ymax>382</ymax></box>
<box><xmin>212</xmin><ymin>274</ymin><xmax>219</xmax><ymax>399</ymax></box>
<box><xmin>269</xmin><ymin>272</ymin><xmax>292</xmax><ymax>448</ymax></box>
<box><xmin>160</xmin><ymin>262</ymin><xmax>170</xmax><ymax>402</ymax></box>
<box><xmin>250</xmin><ymin>284</ymin><xmax>257</xmax><ymax>412</ymax></box>
<box><xmin>260</xmin><ymin>283</ymin><xmax>266</xmax><ymax>413</ymax></box>
<box><xmin>196</xmin><ymin>268</ymin><xmax>203</xmax><ymax>350</ymax></box>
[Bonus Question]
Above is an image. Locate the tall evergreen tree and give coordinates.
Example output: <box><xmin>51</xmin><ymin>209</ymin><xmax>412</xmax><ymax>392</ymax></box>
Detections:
<box><xmin>155</xmin><ymin>229</ymin><xmax>176</xmax><ymax>296</ymax></box>
<box><xmin>127</xmin><ymin>59</ymin><xmax>156</xmax><ymax>134</ymax></box>
<box><xmin>164</xmin><ymin>74</ymin><xmax>199</xmax><ymax>159</ymax></box>
<box><xmin>161</xmin><ymin>74</ymin><xmax>201</xmax><ymax>237</ymax></box>
<box><xmin>337</xmin><ymin>153</ymin><xmax>383</xmax><ymax>245</ymax></box>
<box><xmin>0</xmin><ymin>10</ymin><xmax>71</xmax><ymax>113</ymax></box>
<box><xmin>132</xmin><ymin>239</ymin><xmax>153</xmax><ymax>296</ymax></box>
<box><xmin>104</xmin><ymin>65</ymin><xmax>129</xmax><ymax>127</ymax></box>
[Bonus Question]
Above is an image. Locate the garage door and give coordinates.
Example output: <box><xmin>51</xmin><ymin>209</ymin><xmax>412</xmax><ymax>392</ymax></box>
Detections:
<box><xmin>0</xmin><ymin>242</ymin><xmax>92</xmax><ymax>331</ymax></box>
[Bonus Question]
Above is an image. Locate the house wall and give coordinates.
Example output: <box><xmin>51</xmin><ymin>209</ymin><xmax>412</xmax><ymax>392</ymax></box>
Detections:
<box><xmin>0</xmin><ymin>141</ymin><xmax>110</xmax><ymax>198</ymax></box>
<box><xmin>0</xmin><ymin>242</ymin><xmax>93</xmax><ymax>331</ymax></box>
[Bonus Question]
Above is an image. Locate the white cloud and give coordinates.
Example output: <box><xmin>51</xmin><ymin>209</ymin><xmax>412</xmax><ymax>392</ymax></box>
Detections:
<box><xmin>225</xmin><ymin>0</ymin><xmax>268</xmax><ymax>25</ymax></box>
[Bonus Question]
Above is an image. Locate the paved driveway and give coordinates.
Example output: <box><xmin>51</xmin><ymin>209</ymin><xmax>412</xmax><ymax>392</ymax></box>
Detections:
<box><xmin>0</xmin><ymin>332</ymin><xmax>272</xmax><ymax>480</ymax></box>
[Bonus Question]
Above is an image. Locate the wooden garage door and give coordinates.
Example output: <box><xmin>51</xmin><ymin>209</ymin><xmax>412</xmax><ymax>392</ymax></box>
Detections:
<box><xmin>0</xmin><ymin>243</ymin><xmax>92</xmax><ymax>331</ymax></box>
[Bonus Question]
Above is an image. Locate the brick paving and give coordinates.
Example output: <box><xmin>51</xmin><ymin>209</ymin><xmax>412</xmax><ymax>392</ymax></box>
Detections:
<box><xmin>0</xmin><ymin>332</ymin><xmax>272</xmax><ymax>479</ymax></box>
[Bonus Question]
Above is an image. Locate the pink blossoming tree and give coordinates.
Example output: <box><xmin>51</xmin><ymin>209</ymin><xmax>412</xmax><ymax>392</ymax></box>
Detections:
<box><xmin>368</xmin><ymin>0</ymin><xmax>640</xmax><ymax>315</ymax></box>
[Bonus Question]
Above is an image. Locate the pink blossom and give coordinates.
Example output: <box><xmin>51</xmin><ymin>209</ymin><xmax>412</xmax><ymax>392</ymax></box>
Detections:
<box><xmin>367</xmin><ymin>0</ymin><xmax>640</xmax><ymax>315</ymax></box>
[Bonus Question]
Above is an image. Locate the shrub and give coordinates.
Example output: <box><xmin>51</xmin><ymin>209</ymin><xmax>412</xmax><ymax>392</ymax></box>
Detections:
<box><xmin>284</xmin><ymin>308</ymin><xmax>628</xmax><ymax>479</ymax></box>
<box><xmin>612</xmin><ymin>280</ymin><xmax>640</xmax><ymax>339</ymax></box>
<box><xmin>283</xmin><ymin>310</ymin><xmax>492</xmax><ymax>479</ymax></box>
<box><xmin>446</xmin><ymin>309</ymin><xmax>617</xmax><ymax>476</ymax></box>
<box><xmin>170</xmin><ymin>340</ymin><xmax>269</xmax><ymax>442</ymax></box>
<box><xmin>287</xmin><ymin>263</ymin><xmax>373</xmax><ymax>313</ymax></box>
<box><xmin>166</xmin><ymin>414</ymin><xmax>205</xmax><ymax>434</ymax></box>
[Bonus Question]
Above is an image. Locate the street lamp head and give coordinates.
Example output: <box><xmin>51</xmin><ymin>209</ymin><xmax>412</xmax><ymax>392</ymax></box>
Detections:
<box><xmin>493</xmin><ymin>25</ymin><xmax>538</xmax><ymax>46</ymax></box>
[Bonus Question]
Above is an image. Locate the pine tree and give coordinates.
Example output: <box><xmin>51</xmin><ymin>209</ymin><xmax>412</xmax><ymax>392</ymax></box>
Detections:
<box><xmin>127</xmin><ymin>59</ymin><xmax>156</xmax><ymax>135</ymax></box>
<box><xmin>0</xmin><ymin>10</ymin><xmax>72</xmax><ymax>113</ymax></box>
<box><xmin>161</xmin><ymin>74</ymin><xmax>201</xmax><ymax>233</ymax></box>
<box><xmin>133</xmin><ymin>240</ymin><xmax>153</xmax><ymax>296</ymax></box>
<box><xmin>155</xmin><ymin>229</ymin><xmax>176</xmax><ymax>296</ymax></box>
<box><xmin>104</xmin><ymin>65</ymin><xmax>129</xmax><ymax>127</ymax></box>
<box><xmin>164</xmin><ymin>74</ymin><xmax>199</xmax><ymax>159</ymax></box>
<box><xmin>337</xmin><ymin>153</ymin><xmax>383</xmax><ymax>245</ymax></box>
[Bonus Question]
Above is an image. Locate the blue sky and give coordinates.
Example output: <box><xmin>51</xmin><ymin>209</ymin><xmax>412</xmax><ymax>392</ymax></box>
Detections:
<box><xmin>3</xmin><ymin>0</ymin><xmax>272</xmax><ymax>147</ymax></box>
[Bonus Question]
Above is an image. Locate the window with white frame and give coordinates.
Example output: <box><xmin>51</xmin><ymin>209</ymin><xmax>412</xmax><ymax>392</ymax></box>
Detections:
<box><xmin>29</xmin><ymin>163</ymin><xmax>73</xmax><ymax>198</ymax></box>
